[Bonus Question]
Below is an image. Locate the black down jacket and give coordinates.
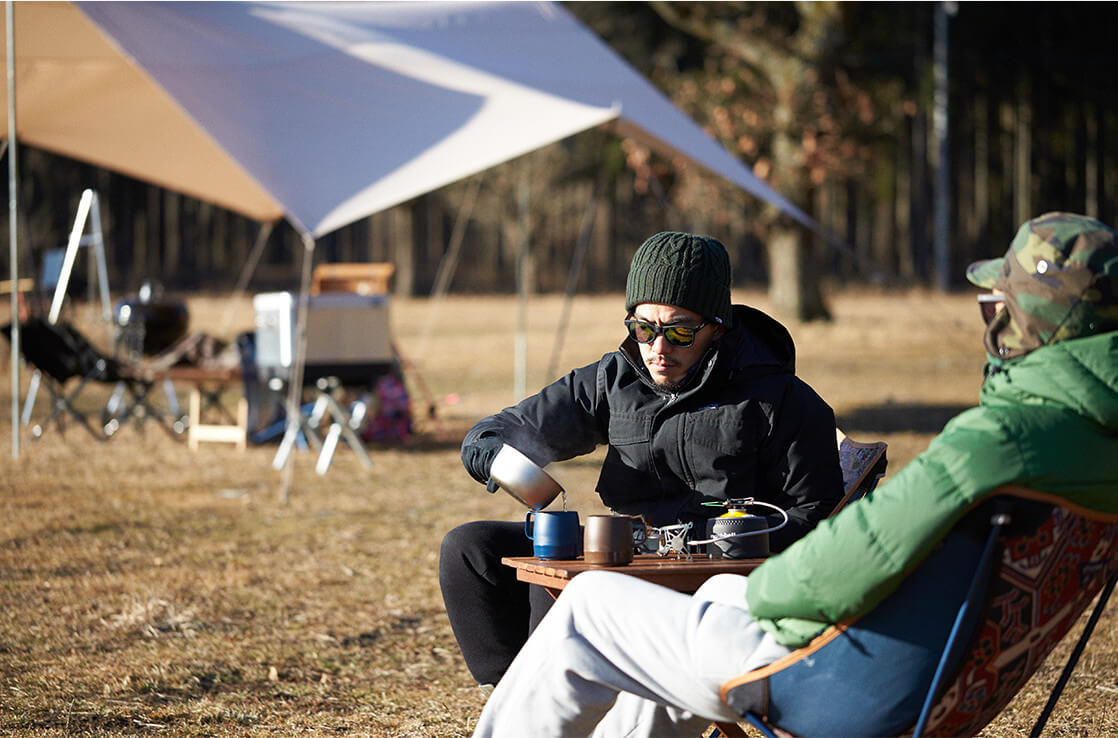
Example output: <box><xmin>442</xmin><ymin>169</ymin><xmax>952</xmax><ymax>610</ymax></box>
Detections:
<box><xmin>463</xmin><ymin>304</ymin><xmax>843</xmax><ymax>551</ymax></box>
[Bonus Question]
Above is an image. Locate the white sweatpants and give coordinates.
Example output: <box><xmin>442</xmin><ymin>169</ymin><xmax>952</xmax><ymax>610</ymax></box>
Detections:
<box><xmin>472</xmin><ymin>570</ymin><xmax>790</xmax><ymax>737</ymax></box>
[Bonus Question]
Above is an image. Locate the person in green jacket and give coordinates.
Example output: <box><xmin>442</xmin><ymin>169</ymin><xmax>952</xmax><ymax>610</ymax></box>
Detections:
<box><xmin>470</xmin><ymin>212</ymin><xmax>1118</xmax><ymax>738</ymax></box>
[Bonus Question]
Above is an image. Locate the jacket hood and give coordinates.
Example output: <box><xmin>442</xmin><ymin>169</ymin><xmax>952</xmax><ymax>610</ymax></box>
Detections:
<box><xmin>722</xmin><ymin>304</ymin><xmax>797</xmax><ymax>374</ymax></box>
<box><xmin>981</xmin><ymin>330</ymin><xmax>1118</xmax><ymax>431</ymax></box>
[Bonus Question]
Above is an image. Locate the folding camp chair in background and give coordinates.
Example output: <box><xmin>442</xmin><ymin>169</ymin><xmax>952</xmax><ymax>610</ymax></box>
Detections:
<box><xmin>833</xmin><ymin>429</ymin><xmax>888</xmax><ymax>513</ymax></box>
<box><xmin>16</xmin><ymin>189</ymin><xmax>117</xmax><ymax>426</ymax></box>
<box><xmin>2</xmin><ymin>317</ymin><xmax>164</xmax><ymax>440</ymax></box>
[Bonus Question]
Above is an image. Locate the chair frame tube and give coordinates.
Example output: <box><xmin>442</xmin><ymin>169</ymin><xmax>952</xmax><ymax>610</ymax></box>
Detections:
<box><xmin>913</xmin><ymin>510</ymin><xmax>1010</xmax><ymax>736</ymax></box>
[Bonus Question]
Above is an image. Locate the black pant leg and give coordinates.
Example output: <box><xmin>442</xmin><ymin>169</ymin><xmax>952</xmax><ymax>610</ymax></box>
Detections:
<box><xmin>528</xmin><ymin>582</ymin><xmax>556</xmax><ymax>634</ymax></box>
<box><xmin>439</xmin><ymin>520</ymin><xmax>538</xmax><ymax>684</ymax></box>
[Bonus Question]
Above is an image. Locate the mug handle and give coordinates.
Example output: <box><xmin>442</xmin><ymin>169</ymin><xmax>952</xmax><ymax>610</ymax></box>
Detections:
<box><xmin>524</xmin><ymin>511</ymin><xmax>535</xmax><ymax>540</ymax></box>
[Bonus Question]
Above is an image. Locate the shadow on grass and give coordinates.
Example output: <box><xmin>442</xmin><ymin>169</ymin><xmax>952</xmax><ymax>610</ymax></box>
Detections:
<box><xmin>838</xmin><ymin>403</ymin><xmax>973</xmax><ymax>435</ymax></box>
<box><xmin>244</xmin><ymin>423</ymin><xmax>469</xmax><ymax>454</ymax></box>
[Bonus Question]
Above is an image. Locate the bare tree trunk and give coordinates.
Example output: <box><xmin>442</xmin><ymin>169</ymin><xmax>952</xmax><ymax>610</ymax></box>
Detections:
<box><xmin>338</xmin><ymin>215</ymin><xmax>354</xmax><ymax>262</ymax></box>
<box><xmin>368</xmin><ymin>211</ymin><xmax>388</xmax><ymax>263</ymax></box>
<box><xmin>872</xmin><ymin>174</ymin><xmax>894</xmax><ymax>278</ymax></box>
<box><xmin>181</xmin><ymin>199</ymin><xmax>200</xmax><ymax>275</ymax></box>
<box><xmin>131</xmin><ymin>202</ymin><xmax>146</xmax><ymax>288</ymax></box>
<box><xmin>766</xmin><ymin>62</ymin><xmax>828</xmax><ymax>321</ymax></box>
<box><xmin>973</xmin><ymin>93</ymin><xmax>989</xmax><ymax>246</ymax></box>
<box><xmin>854</xmin><ymin>181</ymin><xmax>873</xmax><ymax>284</ymax></box>
<box><xmin>426</xmin><ymin>194</ymin><xmax>444</xmax><ymax>292</ymax></box>
<box><xmin>1103</xmin><ymin>99</ymin><xmax>1115</xmax><ymax>224</ymax></box>
<box><xmin>213</xmin><ymin>205</ymin><xmax>229</xmax><ymax>277</ymax></box>
<box><xmin>767</xmin><ymin>227</ymin><xmax>828</xmax><ymax>322</ymax></box>
<box><xmin>932</xmin><ymin>1</ymin><xmax>951</xmax><ymax>291</ymax></box>
<box><xmin>910</xmin><ymin>103</ymin><xmax>929</xmax><ymax>281</ymax></box>
<box><xmin>142</xmin><ymin>185</ymin><xmax>161</xmax><ymax>281</ymax></box>
<box><xmin>956</xmin><ymin>138</ymin><xmax>974</xmax><ymax>267</ymax></box>
<box><xmin>517</xmin><ymin>165</ymin><xmax>535</xmax><ymax>299</ymax></box>
<box><xmin>590</xmin><ymin>179</ymin><xmax>613</xmax><ymax>293</ymax></box>
<box><xmin>1085</xmin><ymin>101</ymin><xmax>1099</xmax><ymax>218</ymax></box>
<box><xmin>765</xmin><ymin>217</ymin><xmax>829</xmax><ymax>321</ymax></box>
<box><xmin>163</xmin><ymin>190</ymin><xmax>181</xmax><ymax>280</ymax></box>
<box><xmin>1014</xmin><ymin>76</ymin><xmax>1032</xmax><ymax>227</ymax></box>
<box><xmin>391</xmin><ymin>205</ymin><xmax>414</xmax><ymax>297</ymax></box>
<box><xmin>895</xmin><ymin>117</ymin><xmax>914</xmax><ymax>280</ymax></box>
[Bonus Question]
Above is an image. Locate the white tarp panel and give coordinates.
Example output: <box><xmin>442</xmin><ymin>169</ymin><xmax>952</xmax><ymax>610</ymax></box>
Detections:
<box><xmin>2</xmin><ymin>1</ymin><xmax>813</xmax><ymax>238</ymax></box>
<box><xmin>1</xmin><ymin>2</ymin><xmax>282</xmax><ymax>221</ymax></box>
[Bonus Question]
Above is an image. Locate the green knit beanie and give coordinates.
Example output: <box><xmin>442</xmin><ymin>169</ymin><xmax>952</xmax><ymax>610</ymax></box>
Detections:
<box><xmin>625</xmin><ymin>232</ymin><xmax>733</xmax><ymax>327</ymax></box>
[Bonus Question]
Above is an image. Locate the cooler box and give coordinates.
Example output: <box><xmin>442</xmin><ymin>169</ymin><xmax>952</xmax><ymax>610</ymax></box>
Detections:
<box><xmin>253</xmin><ymin>291</ymin><xmax>394</xmax><ymax>386</ymax></box>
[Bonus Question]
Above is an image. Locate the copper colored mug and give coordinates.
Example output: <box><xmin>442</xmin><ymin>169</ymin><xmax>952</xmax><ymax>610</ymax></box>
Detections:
<box><xmin>584</xmin><ymin>514</ymin><xmax>635</xmax><ymax>566</ymax></box>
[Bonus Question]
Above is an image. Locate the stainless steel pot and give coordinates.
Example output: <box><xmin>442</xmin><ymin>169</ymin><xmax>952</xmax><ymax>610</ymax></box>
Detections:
<box><xmin>489</xmin><ymin>443</ymin><xmax>563</xmax><ymax>510</ymax></box>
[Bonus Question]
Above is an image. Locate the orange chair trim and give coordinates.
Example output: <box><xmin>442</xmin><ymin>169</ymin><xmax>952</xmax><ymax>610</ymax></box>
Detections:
<box><xmin>718</xmin><ymin>622</ymin><xmax>850</xmax><ymax>701</ymax></box>
<box><xmin>989</xmin><ymin>485</ymin><xmax>1118</xmax><ymax>523</ymax></box>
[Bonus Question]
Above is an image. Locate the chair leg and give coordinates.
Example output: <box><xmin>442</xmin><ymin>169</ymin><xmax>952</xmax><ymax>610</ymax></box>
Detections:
<box><xmin>21</xmin><ymin>369</ymin><xmax>41</xmax><ymax>426</ymax></box>
<box><xmin>711</xmin><ymin>719</ymin><xmax>751</xmax><ymax>737</ymax></box>
<box><xmin>1029</xmin><ymin>573</ymin><xmax>1118</xmax><ymax>737</ymax></box>
<box><xmin>133</xmin><ymin>380</ymin><xmax>182</xmax><ymax>438</ymax></box>
<box><xmin>32</xmin><ymin>376</ymin><xmax>105</xmax><ymax>441</ymax></box>
<box><xmin>746</xmin><ymin>712</ymin><xmax>793</xmax><ymax>737</ymax></box>
<box><xmin>105</xmin><ymin>379</ymin><xmax>184</xmax><ymax>439</ymax></box>
<box><xmin>913</xmin><ymin>508</ymin><xmax>1011</xmax><ymax>737</ymax></box>
<box><xmin>162</xmin><ymin>378</ymin><xmax>189</xmax><ymax>434</ymax></box>
<box><xmin>314</xmin><ymin>389</ymin><xmax>372</xmax><ymax>475</ymax></box>
<box><xmin>103</xmin><ymin>382</ymin><xmax>129</xmax><ymax>436</ymax></box>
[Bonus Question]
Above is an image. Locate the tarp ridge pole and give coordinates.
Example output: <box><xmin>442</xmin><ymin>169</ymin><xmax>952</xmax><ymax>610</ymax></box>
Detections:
<box><xmin>417</xmin><ymin>176</ymin><xmax>481</xmax><ymax>362</ymax></box>
<box><xmin>278</xmin><ymin>231</ymin><xmax>315</xmax><ymax>505</ymax></box>
<box><xmin>87</xmin><ymin>192</ymin><xmax>112</xmax><ymax>323</ymax></box>
<box><xmin>546</xmin><ymin>172</ymin><xmax>602</xmax><ymax>381</ymax></box>
<box><xmin>514</xmin><ymin>159</ymin><xmax>530</xmax><ymax>401</ymax></box>
<box><xmin>219</xmin><ymin>220</ymin><xmax>275</xmax><ymax>338</ymax></box>
<box><xmin>7</xmin><ymin>0</ymin><xmax>18</xmax><ymax>458</ymax></box>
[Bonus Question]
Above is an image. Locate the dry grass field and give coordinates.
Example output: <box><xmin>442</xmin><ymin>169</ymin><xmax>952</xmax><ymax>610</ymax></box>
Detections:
<box><xmin>1</xmin><ymin>287</ymin><xmax>1115</xmax><ymax>736</ymax></box>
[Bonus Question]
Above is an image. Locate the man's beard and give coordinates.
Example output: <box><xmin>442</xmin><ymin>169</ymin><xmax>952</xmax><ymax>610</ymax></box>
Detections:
<box><xmin>654</xmin><ymin>377</ymin><xmax>686</xmax><ymax>394</ymax></box>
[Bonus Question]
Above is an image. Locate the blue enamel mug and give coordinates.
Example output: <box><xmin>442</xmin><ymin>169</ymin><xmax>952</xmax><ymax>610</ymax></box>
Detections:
<box><xmin>525</xmin><ymin>510</ymin><xmax>581</xmax><ymax>560</ymax></box>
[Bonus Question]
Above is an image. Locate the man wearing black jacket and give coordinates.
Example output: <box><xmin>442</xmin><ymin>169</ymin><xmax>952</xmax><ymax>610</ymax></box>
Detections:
<box><xmin>439</xmin><ymin>231</ymin><xmax>843</xmax><ymax>688</ymax></box>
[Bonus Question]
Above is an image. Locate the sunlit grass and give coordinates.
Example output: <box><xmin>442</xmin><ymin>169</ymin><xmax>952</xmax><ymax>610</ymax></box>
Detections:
<box><xmin>1</xmin><ymin>289</ymin><xmax>1113</xmax><ymax>736</ymax></box>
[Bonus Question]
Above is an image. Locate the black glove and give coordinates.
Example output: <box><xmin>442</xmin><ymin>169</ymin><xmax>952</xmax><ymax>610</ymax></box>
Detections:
<box><xmin>461</xmin><ymin>434</ymin><xmax>505</xmax><ymax>490</ymax></box>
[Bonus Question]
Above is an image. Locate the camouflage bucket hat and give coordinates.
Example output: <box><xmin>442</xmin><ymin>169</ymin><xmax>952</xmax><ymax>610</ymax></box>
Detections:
<box><xmin>969</xmin><ymin>212</ymin><xmax>1118</xmax><ymax>359</ymax></box>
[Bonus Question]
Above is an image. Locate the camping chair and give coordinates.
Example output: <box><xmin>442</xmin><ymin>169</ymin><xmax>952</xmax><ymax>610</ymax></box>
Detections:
<box><xmin>2</xmin><ymin>317</ymin><xmax>164</xmax><ymax>440</ymax></box>
<box><xmin>833</xmin><ymin>429</ymin><xmax>888</xmax><ymax>513</ymax></box>
<box><xmin>712</xmin><ymin>486</ymin><xmax>1118</xmax><ymax>738</ymax></box>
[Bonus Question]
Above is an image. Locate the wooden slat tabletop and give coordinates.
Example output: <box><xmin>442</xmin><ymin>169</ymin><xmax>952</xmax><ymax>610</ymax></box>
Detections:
<box><xmin>502</xmin><ymin>553</ymin><xmax>766</xmax><ymax>594</ymax></box>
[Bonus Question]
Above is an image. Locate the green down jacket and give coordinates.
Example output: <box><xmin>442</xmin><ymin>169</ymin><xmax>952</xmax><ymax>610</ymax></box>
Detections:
<box><xmin>746</xmin><ymin>329</ymin><xmax>1118</xmax><ymax>648</ymax></box>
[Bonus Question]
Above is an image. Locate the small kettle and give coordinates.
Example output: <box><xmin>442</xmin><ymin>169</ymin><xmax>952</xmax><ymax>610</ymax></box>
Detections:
<box><xmin>706</xmin><ymin>509</ymin><xmax>771</xmax><ymax>559</ymax></box>
<box><xmin>694</xmin><ymin>497</ymin><xmax>789</xmax><ymax>559</ymax></box>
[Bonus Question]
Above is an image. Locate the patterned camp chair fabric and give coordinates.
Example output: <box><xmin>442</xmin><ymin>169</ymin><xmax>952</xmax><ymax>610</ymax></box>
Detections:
<box><xmin>718</xmin><ymin>488</ymin><xmax>1118</xmax><ymax>738</ymax></box>
<box><xmin>833</xmin><ymin>429</ymin><xmax>888</xmax><ymax>513</ymax></box>
<box><xmin>921</xmin><ymin>491</ymin><xmax>1118</xmax><ymax>736</ymax></box>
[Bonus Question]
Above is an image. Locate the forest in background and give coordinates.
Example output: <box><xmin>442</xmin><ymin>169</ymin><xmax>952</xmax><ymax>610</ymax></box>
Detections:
<box><xmin>3</xmin><ymin>2</ymin><xmax>1117</xmax><ymax>320</ymax></box>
